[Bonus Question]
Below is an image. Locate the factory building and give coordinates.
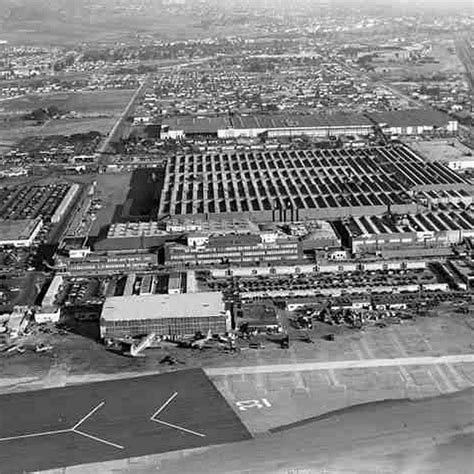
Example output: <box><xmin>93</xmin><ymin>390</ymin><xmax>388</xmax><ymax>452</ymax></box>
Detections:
<box><xmin>100</xmin><ymin>292</ymin><xmax>230</xmax><ymax>340</ymax></box>
<box><xmin>448</xmin><ymin>260</ymin><xmax>474</xmax><ymax>291</ymax></box>
<box><xmin>160</xmin><ymin>113</ymin><xmax>374</xmax><ymax>140</ymax></box>
<box><xmin>51</xmin><ymin>184</ymin><xmax>79</xmax><ymax>224</ymax></box>
<box><xmin>158</xmin><ymin>144</ymin><xmax>468</xmax><ymax>222</ymax></box>
<box><xmin>160</xmin><ymin>116</ymin><xmax>230</xmax><ymax>140</ymax></box>
<box><xmin>220</xmin><ymin>113</ymin><xmax>374</xmax><ymax>139</ymax></box>
<box><xmin>368</xmin><ymin>109</ymin><xmax>458</xmax><ymax>136</ymax></box>
<box><xmin>210</xmin><ymin>259</ymin><xmax>427</xmax><ymax>278</ymax></box>
<box><xmin>56</xmin><ymin>252</ymin><xmax>158</xmax><ymax>275</ymax></box>
<box><xmin>336</xmin><ymin>210</ymin><xmax>474</xmax><ymax>254</ymax></box>
<box><xmin>94</xmin><ymin>221</ymin><xmax>170</xmax><ymax>252</ymax></box>
<box><xmin>0</xmin><ymin>218</ymin><xmax>43</xmax><ymax>248</ymax></box>
<box><xmin>165</xmin><ymin>231</ymin><xmax>302</xmax><ymax>266</ymax></box>
<box><xmin>36</xmin><ymin>275</ymin><xmax>62</xmax><ymax>323</ymax></box>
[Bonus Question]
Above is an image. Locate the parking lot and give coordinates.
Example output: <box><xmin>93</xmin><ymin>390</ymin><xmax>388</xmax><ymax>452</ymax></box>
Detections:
<box><xmin>0</xmin><ymin>183</ymin><xmax>73</xmax><ymax>222</ymax></box>
<box><xmin>208</xmin><ymin>267</ymin><xmax>442</xmax><ymax>295</ymax></box>
<box><xmin>56</xmin><ymin>277</ymin><xmax>105</xmax><ymax>307</ymax></box>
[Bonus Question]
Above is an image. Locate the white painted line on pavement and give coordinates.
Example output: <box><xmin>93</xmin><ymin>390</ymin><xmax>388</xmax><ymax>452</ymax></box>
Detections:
<box><xmin>205</xmin><ymin>354</ymin><xmax>474</xmax><ymax>376</ymax></box>
<box><xmin>73</xmin><ymin>401</ymin><xmax>105</xmax><ymax>430</ymax></box>
<box><xmin>0</xmin><ymin>429</ymin><xmax>71</xmax><ymax>443</ymax></box>
<box><xmin>152</xmin><ymin>419</ymin><xmax>206</xmax><ymax>438</ymax></box>
<box><xmin>73</xmin><ymin>429</ymin><xmax>125</xmax><ymax>450</ymax></box>
<box><xmin>150</xmin><ymin>392</ymin><xmax>178</xmax><ymax>420</ymax></box>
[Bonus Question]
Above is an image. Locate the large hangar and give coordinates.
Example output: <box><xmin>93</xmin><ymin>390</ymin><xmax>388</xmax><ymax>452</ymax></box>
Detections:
<box><xmin>100</xmin><ymin>292</ymin><xmax>231</xmax><ymax>339</ymax></box>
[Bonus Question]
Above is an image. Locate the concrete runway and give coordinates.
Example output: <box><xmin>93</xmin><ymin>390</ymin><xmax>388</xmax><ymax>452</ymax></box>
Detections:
<box><xmin>134</xmin><ymin>388</ymin><xmax>474</xmax><ymax>474</ymax></box>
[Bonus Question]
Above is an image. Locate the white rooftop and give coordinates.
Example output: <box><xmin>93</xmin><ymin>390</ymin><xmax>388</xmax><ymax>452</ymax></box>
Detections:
<box><xmin>101</xmin><ymin>292</ymin><xmax>225</xmax><ymax>322</ymax></box>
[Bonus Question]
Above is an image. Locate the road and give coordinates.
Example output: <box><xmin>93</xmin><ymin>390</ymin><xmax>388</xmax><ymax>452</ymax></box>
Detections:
<box><xmin>96</xmin><ymin>76</ymin><xmax>150</xmax><ymax>156</ymax></box>
<box><xmin>205</xmin><ymin>354</ymin><xmax>474</xmax><ymax>376</ymax></box>
<box><xmin>95</xmin><ymin>56</ymin><xmax>213</xmax><ymax>159</ymax></box>
<box><xmin>455</xmin><ymin>36</ymin><xmax>474</xmax><ymax>95</ymax></box>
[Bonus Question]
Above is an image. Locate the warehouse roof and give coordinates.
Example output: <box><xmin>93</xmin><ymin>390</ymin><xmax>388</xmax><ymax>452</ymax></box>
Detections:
<box><xmin>209</xmin><ymin>233</ymin><xmax>262</xmax><ymax>247</ymax></box>
<box><xmin>231</xmin><ymin>113</ymin><xmax>373</xmax><ymax>130</ymax></box>
<box><xmin>101</xmin><ymin>292</ymin><xmax>225</xmax><ymax>322</ymax></box>
<box><xmin>368</xmin><ymin>109</ymin><xmax>453</xmax><ymax>128</ymax></box>
<box><xmin>0</xmin><ymin>218</ymin><xmax>42</xmax><ymax>242</ymax></box>
<box><xmin>162</xmin><ymin>116</ymin><xmax>230</xmax><ymax>134</ymax></box>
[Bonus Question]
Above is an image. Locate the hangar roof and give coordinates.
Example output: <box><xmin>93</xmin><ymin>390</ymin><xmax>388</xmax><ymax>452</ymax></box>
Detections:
<box><xmin>101</xmin><ymin>292</ymin><xmax>226</xmax><ymax>322</ymax></box>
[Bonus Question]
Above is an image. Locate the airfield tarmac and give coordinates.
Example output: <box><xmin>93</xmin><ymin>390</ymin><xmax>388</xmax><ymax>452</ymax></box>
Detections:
<box><xmin>1</xmin><ymin>315</ymin><xmax>473</xmax><ymax>473</ymax></box>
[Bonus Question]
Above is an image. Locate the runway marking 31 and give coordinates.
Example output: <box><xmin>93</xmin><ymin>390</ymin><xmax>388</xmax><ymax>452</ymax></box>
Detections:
<box><xmin>236</xmin><ymin>398</ymin><xmax>272</xmax><ymax>411</ymax></box>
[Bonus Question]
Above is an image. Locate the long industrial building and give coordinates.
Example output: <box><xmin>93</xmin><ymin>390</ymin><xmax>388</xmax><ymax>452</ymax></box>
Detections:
<box><xmin>56</xmin><ymin>252</ymin><xmax>158</xmax><ymax>275</ymax></box>
<box><xmin>100</xmin><ymin>292</ymin><xmax>231</xmax><ymax>339</ymax></box>
<box><xmin>369</xmin><ymin>109</ymin><xmax>458</xmax><ymax>136</ymax></box>
<box><xmin>165</xmin><ymin>231</ymin><xmax>302</xmax><ymax>266</ymax></box>
<box><xmin>157</xmin><ymin>144</ymin><xmax>470</xmax><ymax>222</ymax></box>
<box><xmin>160</xmin><ymin>113</ymin><xmax>374</xmax><ymax>140</ymax></box>
<box><xmin>336</xmin><ymin>210</ymin><xmax>474</xmax><ymax>254</ymax></box>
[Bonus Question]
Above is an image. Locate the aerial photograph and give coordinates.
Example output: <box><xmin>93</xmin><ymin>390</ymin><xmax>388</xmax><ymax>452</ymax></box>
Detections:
<box><xmin>0</xmin><ymin>0</ymin><xmax>473</xmax><ymax>472</ymax></box>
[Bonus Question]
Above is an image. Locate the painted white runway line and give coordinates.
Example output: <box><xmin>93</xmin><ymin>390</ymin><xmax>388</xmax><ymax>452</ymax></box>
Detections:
<box><xmin>73</xmin><ymin>401</ymin><xmax>106</xmax><ymax>430</ymax></box>
<box><xmin>205</xmin><ymin>354</ymin><xmax>474</xmax><ymax>376</ymax></box>
<box><xmin>0</xmin><ymin>429</ymin><xmax>70</xmax><ymax>442</ymax></box>
<box><xmin>151</xmin><ymin>392</ymin><xmax>206</xmax><ymax>438</ymax></box>
<box><xmin>0</xmin><ymin>401</ymin><xmax>123</xmax><ymax>450</ymax></box>
<box><xmin>73</xmin><ymin>429</ymin><xmax>125</xmax><ymax>449</ymax></box>
<box><xmin>152</xmin><ymin>420</ymin><xmax>206</xmax><ymax>438</ymax></box>
<box><xmin>150</xmin><ymin>392</ymin><xmax>178</xmax><ymax>420</ymax></box>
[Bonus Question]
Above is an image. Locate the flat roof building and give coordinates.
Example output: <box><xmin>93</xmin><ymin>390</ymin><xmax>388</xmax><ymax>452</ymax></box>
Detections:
<box><xmin>0</xmin><ymin>218</ymin><xmax>42</xmax><ymax>248</ymax></box>
<box><xmin>223</xmin><ymin>113</ymin><xmax>374</xmax><ymax>139</ymax></box>
<box><xmin>165</xmin><ymin>231</ymin><xmax>302</xmax><ymax>267</ymax></box>
<box><xmin>158</xmin><ymin>144</ymin><xmax>469</xmax><ymax>222</ymax></box>
<box><xmin>368</xmin><ymin>109</ymin><xmax>458</xmax><ymax>136</ymax></box>
<box><xmin>336</xmin><ymin>210</ymin><xmax>474</xmax><ymax>254</ymax></box>
<box><xmin>160</xmin><ymin>113</ymin><xmax>374</xmax><ymax>140</ymax></box>
<box><xmin>100</xmin><ymin>292</ymin><xmax>230</xmax><ymax>339</ymax></box>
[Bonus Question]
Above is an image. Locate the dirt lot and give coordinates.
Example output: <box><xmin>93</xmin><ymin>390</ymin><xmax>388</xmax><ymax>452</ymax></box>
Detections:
<box><xmin>88</xmin><ymin>172</ymin><xmax>133</xmax><ymax>238</ymax></box>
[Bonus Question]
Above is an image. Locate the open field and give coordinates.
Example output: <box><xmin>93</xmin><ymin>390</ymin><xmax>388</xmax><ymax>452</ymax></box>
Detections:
<box><xmin>0</xmin><ymin>369</ymin><xmax>250</xmax><ymax>473</ymax></box>
<box><xmin>37</xmin><ymin>117</ymin><xmax>116</xmax><ymax>136</ymax></box>
<box><xmin>0</xmin><ymin>90</ymin><xmax>135</xmax><ymax>147</ymax></box>
<box><xmin>0</xmin><ymin>11</ymin><xmax>207</xmax><ymax>46</ymax></box>
<box><xmin>0</xmin><ymin>118</ymin><xmax>116</xmax><ymax>145</ymax></box>
<box><xmin>0</xmin><ymin>90</ymin><xmax>135</xmax><ymax>115</ymax></box>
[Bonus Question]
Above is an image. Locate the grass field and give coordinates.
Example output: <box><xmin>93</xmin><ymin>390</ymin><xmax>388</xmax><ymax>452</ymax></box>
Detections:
<box><xmin>0</xmin><ymin>90</ymin><xmax>135</xmax><ymax>115</ymax></box>
<box><xmin>0</xmin><ymin>90</ymin><xmax>135</xmax><ymax>148</ymax></box>
<box><xmin>39</xmin><ymin>117</ymin><xmax>116</xmax><ymax>136</ymax></box>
